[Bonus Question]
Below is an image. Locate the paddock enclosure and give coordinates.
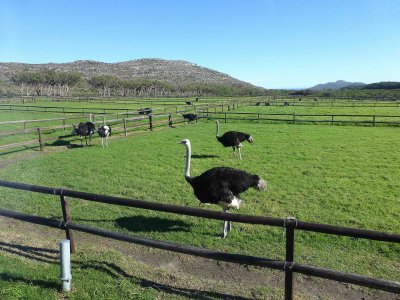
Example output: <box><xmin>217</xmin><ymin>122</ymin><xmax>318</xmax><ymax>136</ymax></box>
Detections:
<box><xmin>0</xmin><ymin>96</ymin><xmax>399</xmax><ymax>299</ymax></box>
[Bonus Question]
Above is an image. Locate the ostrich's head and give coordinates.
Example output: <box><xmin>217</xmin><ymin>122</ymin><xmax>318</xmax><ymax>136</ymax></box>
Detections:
<box><xmin>178</xmin><ymin>139</ymin><xmax>190</xmax><ymax>147</ymax></box>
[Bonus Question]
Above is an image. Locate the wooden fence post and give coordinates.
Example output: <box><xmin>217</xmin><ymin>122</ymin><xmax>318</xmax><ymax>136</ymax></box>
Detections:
<box><xmin>149</xmin><ymin>114</ymin><xmax>153</xmax><ymax>131</ymax></box>
<box><xmin>123</xmin><ymin>119</ymin><xmax>127</xmax><ymax>136</ymax></box>
<box><xmin>292</xmin><ymin>114</ymin><xmax>296</xmax><ymax>124</ymax></box>
<box><xmin>168</xmin><ymin>114</ymin><xmax>173</xmax><ymax>127</ymax></box>
<box><xmin>37</xmin><ymin>128</ymin><xmax>44</xmax><ymax>151</ymax></box>
<box><xmin>60</xmin><ymin>195</ymin><xmax>75</xmax><ymax>253</ymax></box>
<box><xmin>373</xmin><ymin>115</ymin><xmax>376</xmax><ymax>127</ymax></box>
<box><xmin>285</xmin><ymin>217</ymin><xmax>296</xmax><ymax>300</ymax></box>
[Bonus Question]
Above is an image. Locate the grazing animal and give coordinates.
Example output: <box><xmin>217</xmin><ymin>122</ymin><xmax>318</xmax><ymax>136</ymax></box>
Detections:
<box><xmin>97</xmin><ymin>125</ymin><xmax>112</xmax><ymax>148</ymax></box>
<box><xmin>71</xmin><ymin>122</ymin><xmax>96</xmax><ymax>146</ymax></box>
<box><xmin>179</xmin><ymin>139</ymin><xmax>266</xmax><ymax>238</ymax></box>
<box><xmin>185</xmin><ymin>101</ymin><xmax>192</xmax><ymax>105</ymax></box>
<box><xmin>138</xmin><ymin>107</ymin><xmax>152</xmax><ymax>115</ymax></box>
<box><xmin>256</xmin><ymin>102</ymin><xmax>261</xmax><ymax>106</ymax></box>
<box><xmin>284</xmin><ymin>101</ymin><xmax>290</xmax><ymax>106</ymax></box>
<box><xmin>215</xmin><ymin>120</ymin><xmax>253</xmax><ymax>160</ymax></box>
<box><xmin>182</xmin><ymin>113</ymin><xmax>197</xmax><ymax>123</ymax></box>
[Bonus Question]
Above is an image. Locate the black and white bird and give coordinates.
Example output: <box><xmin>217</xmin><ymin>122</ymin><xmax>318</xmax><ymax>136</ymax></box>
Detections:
<box><xmin>215</xmin><ymin>120</ymin><xmax>253</xmax><ymax>160</ymax></box>
<box><xmin>97</xmin><ymin>125</ymin><xmax>112</xmax><ymax>148</ymax></box>
<box><xmin>71</xmin><ymin>122</ymin><xmax>96</xmax><ymax>146</ymax></box>
<box><xmin>179</xmin><ymin>139</ymin><xmax>267</xmax><ymax>238</ymax></box>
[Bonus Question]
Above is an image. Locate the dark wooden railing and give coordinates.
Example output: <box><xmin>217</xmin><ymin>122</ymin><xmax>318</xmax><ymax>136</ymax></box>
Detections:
<box><xmin>0</xmin><ymin>180</ymin><xmax>399</xmax><ymax>298</ymax></box>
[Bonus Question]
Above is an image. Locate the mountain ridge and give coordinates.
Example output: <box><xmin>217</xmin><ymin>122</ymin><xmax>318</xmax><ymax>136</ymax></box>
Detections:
<box><xmin>0</xmin><ymin>58</ymin><xmax>261</xmax><ymax>89</ymax></box>
<box><xmin>309</xmin><ymin>80</ymin><xmax>366</xmax><ymax>90</ymax></box>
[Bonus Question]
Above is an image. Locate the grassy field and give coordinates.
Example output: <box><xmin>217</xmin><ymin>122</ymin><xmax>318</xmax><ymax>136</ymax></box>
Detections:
<box><xmin>1</xmin><ymin>121</ymin><xmax>399</xmax><ymax>264</ymax></box>
<box><xmin>0</xmin><ymin>102</ymin><xmax>399</xmax><ymax>298</ymax></box>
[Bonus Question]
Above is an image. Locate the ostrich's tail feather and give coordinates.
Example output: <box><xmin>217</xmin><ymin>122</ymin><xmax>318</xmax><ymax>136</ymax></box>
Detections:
<box><xmin>255</xmin><ymin>179</ymin><xmax>267</xmax><ymax>191</ymax></box>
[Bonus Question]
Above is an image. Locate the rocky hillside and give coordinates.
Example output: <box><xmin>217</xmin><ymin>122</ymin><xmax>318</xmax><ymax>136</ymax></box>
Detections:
<box><xmin>0</xmin><ymin>59</ymin><xmax>260</xmax><ymax>89</ymax></box>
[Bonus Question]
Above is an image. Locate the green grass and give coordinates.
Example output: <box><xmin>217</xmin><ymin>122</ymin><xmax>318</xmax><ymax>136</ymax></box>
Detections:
<box><xmin>1</xmin><ymin>121</ymin><xmax>399</xmax><ymax>284</ymax></box>
<box><xmin>241</xmin><ymin>104</ymin><xmax>400</xmax><ymax>116</ymax></box>
<box><xmin>0</xmin><ymin>245</ymin><xmax>157</xmax><ymax>300</ymax></box>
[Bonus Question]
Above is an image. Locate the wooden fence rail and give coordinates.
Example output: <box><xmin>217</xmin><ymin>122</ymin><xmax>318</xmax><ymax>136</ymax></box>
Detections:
<box><xmin>0</xmin><ymin>180</ymin><xmax>399</xmax><ymax>299</ymax></box>
<box><xmin>203</xmin><ymin>111</ymin><xmax>400</xmax><ymax>126</ymax></box>
<box><xmin>0</xmin><ymin>112</ymin><xmax>186</xmax><ymax>151</ymax></box>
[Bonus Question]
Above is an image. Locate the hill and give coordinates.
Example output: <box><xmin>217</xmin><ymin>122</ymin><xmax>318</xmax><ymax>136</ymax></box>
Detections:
<box><xmin>361</xmin><ymin>81</ymin><xmax>400</xmax><ymax>90</ymax></box>
<box><xmin>309</xmin><ymin>80</ymin><xmax>366</xmax><ymax>90</ymax></box>
<box><xmin>0</xmin><ymin>59</ymin><xmax>265</xmax><ymax>95</ymax></box>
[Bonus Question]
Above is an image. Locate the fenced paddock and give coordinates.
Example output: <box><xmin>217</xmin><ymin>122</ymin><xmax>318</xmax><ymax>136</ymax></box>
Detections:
<box><xmin>0</xmin><ymin>111</ymin><xmax>185</xmax><ymax>152</ymax></box>
<box><xmin>0</xmin><ymin>180</ymin><xmax>399</xmax><ymax>299</ymax></box>
<box><xmin>202</xmin><ymin>111</ymin><xmax>400</xmax><ymax>127</ymax></box>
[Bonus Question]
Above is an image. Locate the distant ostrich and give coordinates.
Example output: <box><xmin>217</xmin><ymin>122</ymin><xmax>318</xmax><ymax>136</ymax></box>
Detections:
<box><xmin>182</xmin><ymin>113</ymin><xmax>197</xmax><ymax>124</ymax></box>
<box><xmin>97</xmin><ymin>125</ymin><xmax>112</xmax><ymax>148</ymax></box>
<box><xmin>138</xmin><ymin>107</ymin><xmax>152</xmax><ymax>115</ymax></box>
<box><xmin>179</xmin><ymin>139</ymin><xmax>267</xmax><ymax>238</ymax></box>
<box><xmin>215</xmin><ymin>120</ymin><xmax>253</xmax><ymax>160</ymax></box>
<box><xmin>185</xmin><ymin>101</ymin><xmax>193</xmax><ymax>105</ymax></box>
<box><xmin>72</xmin><ymin>122</ymin><xmax>96</xmax><ymax>146</ymax></box>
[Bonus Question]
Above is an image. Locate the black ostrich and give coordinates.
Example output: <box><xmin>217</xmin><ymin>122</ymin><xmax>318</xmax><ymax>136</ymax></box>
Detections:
<box><xmin>97</xmin><ymin>125</ymin><xmax>112</xmax><ymax>148</ymax></box>
<box><xmin>215</xmin><ymin>120</ymin><xmax>253</xmax><ymax>160</ymax></box>
<box><xmin>179</xmin><ymin>139</ymin><xmax>267</xmax><ymax>238</ymax></box>
<box><xmin>71</xmin><ymin>122</ymin><xmax>96</xmax><ymax>146</ymax></box>
<box><xmin>182</xmin><ymin>113</ymin><xmax>197</xmax><ymax>124</ymax></box>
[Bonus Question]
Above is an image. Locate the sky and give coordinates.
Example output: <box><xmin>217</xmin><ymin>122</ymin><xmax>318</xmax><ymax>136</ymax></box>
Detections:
<box><xmin>1</xmin><ymin>0</ymin><xmax>399</xmax><ymax>89</ymax></box>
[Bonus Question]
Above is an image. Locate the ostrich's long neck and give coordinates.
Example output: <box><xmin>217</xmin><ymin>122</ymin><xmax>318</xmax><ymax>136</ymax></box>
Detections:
<box><xmin>184</xmin><ymin>143</ymin><xmax>192</xmax><ymax>180</ymax></box>
<box><xmin>216</xmin><ymin>121</ymin><xmax>220</xmax><ymax>137</ymax></box>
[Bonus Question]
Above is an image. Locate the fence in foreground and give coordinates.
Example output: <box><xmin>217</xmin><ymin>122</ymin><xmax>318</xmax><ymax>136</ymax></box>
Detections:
<box><xmin>0</xmin><ymin>180</ymin><xmax>399</xmax><ymax>299</ymax></box>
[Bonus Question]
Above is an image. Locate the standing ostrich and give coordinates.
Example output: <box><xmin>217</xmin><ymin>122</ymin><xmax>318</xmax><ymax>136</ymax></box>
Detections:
<box><xmin>97</xmin><ymin>125</ymin><xmax>112</xmax><ymax>147</ymax></box>
<box><xmin>179</xmin><ymin>139</ymin><xmax>267</xmax><ymax>238</ymax></box>
<box><xmin>72</xmin><ymin>122</ymin><xmax>96</xmax><ymax>146</ymax></box>
<box><xmin>215</xmin><ymin>120</ymin><xmax>253</xmax><ymax>160</ymax></box>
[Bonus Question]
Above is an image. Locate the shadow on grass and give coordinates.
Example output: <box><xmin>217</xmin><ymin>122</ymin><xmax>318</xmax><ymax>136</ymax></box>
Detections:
<box><xmin>0</xmin><ymin>273</ymin><xmax>60</xmax><ymax>290</ymax></box>
<box><xmin>50</xmin><ymin>139</ymin><xmax>95</xmax><ymax>148</ymax></box>
<box><xmin>115</xmin><ymin>216</ymin><xmax>191</xmax><ymax>233</ymax></box>
<box><xmin>1</xmin><ymin>241</ymin><xmax>252</xmax><ymax>299</ymax></box>
<box><xmin>191</xmin><ymin>154</ymin><xmax>219</xmax><ymax>159</ymax></box>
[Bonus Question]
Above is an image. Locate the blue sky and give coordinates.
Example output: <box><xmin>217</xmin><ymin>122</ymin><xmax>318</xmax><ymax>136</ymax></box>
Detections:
<box><xmin>1</xmin><ymin>0</ymin><xmax>399</xmax><ymax>89</ymax></box>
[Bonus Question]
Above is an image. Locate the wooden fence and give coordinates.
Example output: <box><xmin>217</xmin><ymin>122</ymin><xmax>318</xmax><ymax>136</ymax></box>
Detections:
<box><xmin>0</xmin><ymin>180</ymin><xmax>399</xmax><ymax>299</ymax></box>
<box><xmin>0</xmin><ymin>112</ymin><xmax>184</xmax><ymax>151</ymax></box>
<box><xmin>202</xmin><ymin>111</ymin><xmax>400</xmax><ymax>127</ymax></box>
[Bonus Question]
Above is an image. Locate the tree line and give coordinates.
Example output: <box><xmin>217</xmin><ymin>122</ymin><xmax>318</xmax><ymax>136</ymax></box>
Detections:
<box><xmin>10</xmin><ymin>69</ymin><xmax>268</xmax><ymax>97</ymax></box>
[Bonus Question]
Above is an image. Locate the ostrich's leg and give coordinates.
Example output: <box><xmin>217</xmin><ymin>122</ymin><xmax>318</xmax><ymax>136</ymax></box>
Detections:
<box><xmin>101</xmin><ymin>138</ymin><xmax>104</xmax><ymax>147</ymax></box>
<box><xmin>222</xmin><ymin>209</ymin><xmax>231</xmax><ymax>238</ymax></box>
<box><xmin>232</xmin><ymin>147</ymin><xmax>236</xmax><ymax>158</ymax></box>
<box><xmin>238</xmin><ymin>147</ymin><xmax>242</xmax><ymax>160</ymax></box>
<box><xmin>106</xmin><ymin>136</ymin><xmax>109</xmax><ymax>148</ymax></box>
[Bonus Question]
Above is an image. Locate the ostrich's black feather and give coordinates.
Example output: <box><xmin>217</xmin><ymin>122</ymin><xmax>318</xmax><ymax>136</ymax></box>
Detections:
<box><xmin>217</xmin><ymin>131</ymin><xmax>252</xmax><ymax>147</ymax></box>
<box><xmin>186</xmin><ymin>167</ymin><xmax>261</xmax><ymax>205</ymax></box>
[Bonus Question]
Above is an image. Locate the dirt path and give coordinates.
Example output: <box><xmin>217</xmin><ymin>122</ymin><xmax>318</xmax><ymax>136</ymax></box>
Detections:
<box><xmin>0</xmin><ymin>217</ymin><xmax>398</xmax><ymax>299</ymax></box>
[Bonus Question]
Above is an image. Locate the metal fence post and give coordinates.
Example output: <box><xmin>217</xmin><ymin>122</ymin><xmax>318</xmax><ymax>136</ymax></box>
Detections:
<box><xmin>285</xmin><ymin>217</ymin><xmax>296</xmax><ymax>300</ymax></box>
<box><xmin>60</xmin><ymin>195</ymin><xmax>75</xmax><ymax>253</ymax></box>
